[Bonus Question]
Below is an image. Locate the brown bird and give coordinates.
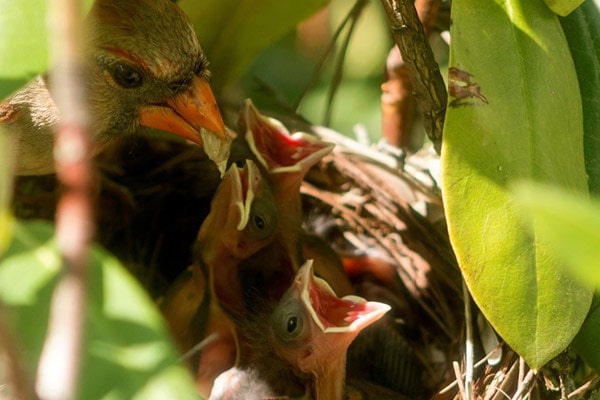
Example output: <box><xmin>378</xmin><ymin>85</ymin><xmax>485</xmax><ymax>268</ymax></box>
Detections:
<box><xmin>1</xmin><ymin>0</ymin><xmax>229</xmax><ymax>176</ymax></box>
<box><xmin>196</xmin><ymin>158</ymin><xmax>278</xmax><ymax>317</ymax></box>
<box><xmin>234</xmin><ymin>100</ymin><xmax>353</xmax><ymax>302</ymax></box>
<box><xmin>191</xmin><ymin>159</ymin><xmax>279</xmax><ymax>397</ymax></box>
<box><xmin>209</xmin><ymin>259</ymin><xmax>391</xmax><ymax>400</ymax></box>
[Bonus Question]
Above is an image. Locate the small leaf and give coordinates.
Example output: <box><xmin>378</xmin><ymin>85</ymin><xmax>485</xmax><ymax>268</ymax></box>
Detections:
<box><xmin>442</xmin><ymin>0</ymin><xmax>592</xmax><ymax>368</ymax></box>
<box><xmin>0</xmin><ymin>221</ymin><xmax>201</xmax><ymax>399</ymax></box>
<box><xmin>179</xmin><ymin>0</ymin><xmax>330</xmax><ymax>90</ymax></box>
<box><xmin>544</xmin><ymin>0</ymin><xmax>586</xmax><ymax>16</ymax></box>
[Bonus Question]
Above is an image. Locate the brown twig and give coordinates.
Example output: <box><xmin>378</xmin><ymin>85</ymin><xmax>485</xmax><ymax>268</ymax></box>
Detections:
<box><xmin>35</xmin><ymin>0</ymin><xmax>93</xmax><ymax>398</ymax></box>
<box><xmin>568</xmin><ymin>373</ymin><xmax>600</xmax><ymax>399</ymax></box>
<box><xmin>380</xmin><ymin>0</ymin><xmax>447</xmax><ymax>154</ymax></box>
<box><xmin>381</xmin><ymin>0</ymin><xmax>440</xmax><ymax>149</ymax></box>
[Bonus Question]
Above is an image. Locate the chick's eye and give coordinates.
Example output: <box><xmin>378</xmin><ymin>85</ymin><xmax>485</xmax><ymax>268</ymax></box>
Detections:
<box><xmin>248</xmin><ymin>198</ymin><xmax>278</xmax><ymax>240</ymax></box>
<box><xmin>110</xmin><ymin>63</ymin><xmax>143</xmax><ymax>89</ymax></box>
<box><xmin>271</xmin><ymin>299</ymin><xmax>305</xmax><ymax>344</ymax></box>
<box><xmin>253</xmin><ymin>215</ymin><xmax>266</xmax><ymax>230</ymax></box>
<box><xmin>286</xmin><ymin>316</ymin><xmax>299</xmax><ymax>334</ymax></box>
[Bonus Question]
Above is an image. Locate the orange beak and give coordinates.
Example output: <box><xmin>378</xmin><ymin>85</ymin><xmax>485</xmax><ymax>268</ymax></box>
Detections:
<box><xmin>139</xmin><ymin>76</ymin><xmax>226</xmax><ymax>146</ymax></box>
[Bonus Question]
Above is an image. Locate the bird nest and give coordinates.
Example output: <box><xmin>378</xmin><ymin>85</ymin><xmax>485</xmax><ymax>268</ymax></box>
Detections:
<box><xmin>13</xmin><ymin>121</ymin><xmax>572</xmax><ymax>399</ymax></box>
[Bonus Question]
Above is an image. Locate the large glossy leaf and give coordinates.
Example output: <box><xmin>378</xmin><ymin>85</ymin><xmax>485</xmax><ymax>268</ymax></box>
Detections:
<box><xmin>441</xmin><ymin>0</ymin><xmax>592</xmax><ymax>368</ymax></box>
<box><xmin>179</xmin><ymin>0</ymin><xmax>330</xmax><ymax>90</ymax></box>
<box><xmin>560</xmin><ymin>1</ymin><xmax>600</xmax><ymax>195</ymax></box>
<box><xmin>0</xmin><ymin>221</ymin><xmax>200</xmax><ymax>399</ymax></box>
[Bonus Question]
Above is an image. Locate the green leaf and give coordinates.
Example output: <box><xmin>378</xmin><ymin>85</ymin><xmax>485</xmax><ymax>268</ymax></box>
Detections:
<box><xmin>442</xmin><ymin>0</ymin><xmax>592</xmax><ymax>368</ymax></box>
<box><xmin>179</xmin><ymin>0</ymin><xmax>330</xmax><ymax>90</ymax></box>
<box><xmin>0</xmin><ymin>0</ymin><xmax>95</xmax><ymax>98</ymax></box>
<box><xmin>513</xmin><ymin>183</ymin><xmax>600</xmax><ymax>372</ymax></box>
<box><xmin>544</xmin><ymin>0</ymin><xmax>586</xmax><ymax>16</ymax></box>
<box><xmin>0</xmin><ymin>221</ymin><xmax>200</xmax><ymax>399</ymax></box>
<box><xmin>560</xmin><ymin>1</ymin><xmax>600</xmax><ymax>195</ymax></box>
<box><xmin>572</xmin><ymin>294</ymin><xmax>600</xmax><ymax>373</ymax></box>
<box><xmin>0</xmin><ymin>0</ymin><xmax>49</xmax><ymax>84</ymax></box>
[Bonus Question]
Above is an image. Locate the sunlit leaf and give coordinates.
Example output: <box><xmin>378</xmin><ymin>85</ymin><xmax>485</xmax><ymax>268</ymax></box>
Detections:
<box><xmin>0</xmin><ymin>221</ymin><xmax>201</xmax><ymax>399</ymax></box>
<box><xmin>179</xmin><ymin>0</ymin><xmax>330</xmax><ymax>90</ymax></box>
<box><xmin>442</xmin><ymin>0</ymin><xmax>591</xmax><ymax>368</ymax></box>
<box><xmin>544</xmin><ymin>0</ymin><xmax>586</xmax><ymax>16</ymax></box>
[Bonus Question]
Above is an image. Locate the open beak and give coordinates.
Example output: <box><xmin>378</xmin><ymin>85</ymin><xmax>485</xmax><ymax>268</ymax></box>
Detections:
<box><xmin>239</xmin><ymin>99</ymin><xmax>334</xmax><ymax>175</ymax></box>
<box><xmin>140</xmin><ymin>76</ymin><xmax>226</xmax><ymax>145</ymax></box>
<box><xmin>297</xmin><ymin>260</ymin><xmax>390</xmax><ymax>334</ymax></box>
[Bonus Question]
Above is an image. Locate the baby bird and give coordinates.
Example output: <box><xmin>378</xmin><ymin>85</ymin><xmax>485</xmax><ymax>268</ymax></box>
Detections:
<box><xmin>210</xmin><ymin>259</ymin><xmax>391</xmax><ymax>400</ymax></box>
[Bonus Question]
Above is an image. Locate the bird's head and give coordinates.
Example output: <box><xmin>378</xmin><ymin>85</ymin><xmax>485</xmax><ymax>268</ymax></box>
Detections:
<box><xmin>198</xmin><ymin>159</ymin><xmax>278</xmax><ymax>262</ymax></box>
<box><xmin>269</xmin><ymin>260</ymin><xmax>391</xmax><ymax>374</ymax></box>
<box><xmin>83</xmin><ymin>0</ymin><xmax>229</xmax><ymax>170</ymax></box>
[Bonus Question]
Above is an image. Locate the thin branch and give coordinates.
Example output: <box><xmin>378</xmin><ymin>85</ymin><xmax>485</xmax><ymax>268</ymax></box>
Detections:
<box><xmin>380</xmin><ymin>0</ymin><xmax>447</xmax><ymax>154</ymax></box>
<box><xmin>453</xmin><ymin>361</ymin><xmax>467</xmax><ymax>400</ymax></box>
<box><xmin>323</xmin><ymin>0</ymin><xmax>367</xmax><ymax>126</ymax></box>
<box><xmin>293</xmin><ymin>0</ymin><xmax>367</xmax><ymax>112</ymax></box>
<box><xmin>511</xmin><ymin>368</ymin><xmax>536</xmax><ymax>400</ymax></box>
<box><xmin>568</xmin><ymin>373</ymin><xmax>600</xmax><ymax>399</ymax></box>
<box><xmin>35</xmin><ymin>0</ymin><xmax>93</xmax><ymax>398</ymax></box>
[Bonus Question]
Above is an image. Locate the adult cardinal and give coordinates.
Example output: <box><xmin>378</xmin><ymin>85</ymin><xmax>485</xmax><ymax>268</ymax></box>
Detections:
<box><xmin>1</xmin><ymin>0</ymin><xmax>229</xmax><ymax>176</ymax></box>
<box><xmin>209</xmin><ymin>259</ymin><xmax>391</xmax><ymax>400</ymax></box>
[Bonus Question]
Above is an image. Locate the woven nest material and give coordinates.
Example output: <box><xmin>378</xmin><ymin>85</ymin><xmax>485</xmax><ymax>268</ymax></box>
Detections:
<box><xmin>13</xmin><ymin>123</ymin><xmax>590</xmax><ymax>399</ymax></box>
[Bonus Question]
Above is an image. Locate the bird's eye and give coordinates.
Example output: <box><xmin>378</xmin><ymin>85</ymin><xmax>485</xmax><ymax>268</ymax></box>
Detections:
<box><xmin>110</xmin><ymin>62</ymin><xmax>143</xmax><ymax>89</ymax></box>
<box><xmin>271</xmin><ymin>297</ymin><xmax>306</xmax><ymax>344</ymax></box>
<box><xmin>248</xmin><ymin>198</ymin><xmax>278</xmax><ymax>241</ymax></box>
<box><xmin>253</xmin><ymin>215</ymin><xmax>266</xmax><ymax>230</ymax></box>
<box><xmin>286</xmin><ymin>316</ymin><xmax>299</xmax><ymax>334</ymax></box>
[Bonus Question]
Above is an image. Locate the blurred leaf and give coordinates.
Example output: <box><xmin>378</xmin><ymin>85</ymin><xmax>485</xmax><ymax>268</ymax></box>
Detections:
<box><xmin>442</xmin><ymin>0</ymin><xmax>591</xmax><ymax>368</ymax></box>
<box><xmin>0</xmin><ymin>0</ymin><xmax>95</xmax><ymax>98</ymax></box>
<box><xmin>0</xmin><ymin>221</ymin><xmax>200</xmax><ymax>399</ymax></box>
<box><xmin>544</xmin><ymin>0</ymin><xmax>586</xmax><ymax>15</ymax></box>
<box><xmin>180</xmin><ymin>0</ymin><xmax>330</xmax><ymax>90</ymax></box>
<box><xmin>514</xmin><ymin>183</ymin><xmax>600</xmax><ymax>371</ymax></box>
<box><xmin>0</xmin><ymin>0</ymin><xmax>49</xmax><ymax>87</ymax></box>
<box><xmin>514</xmin><ymin>183</ymin><xmax>600</xmax><ymax>287</ymax></box>
<box><xmin>560</xmin><ymin>1</ymin><xmax>600</xmax><ymax>195</ymax></box>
